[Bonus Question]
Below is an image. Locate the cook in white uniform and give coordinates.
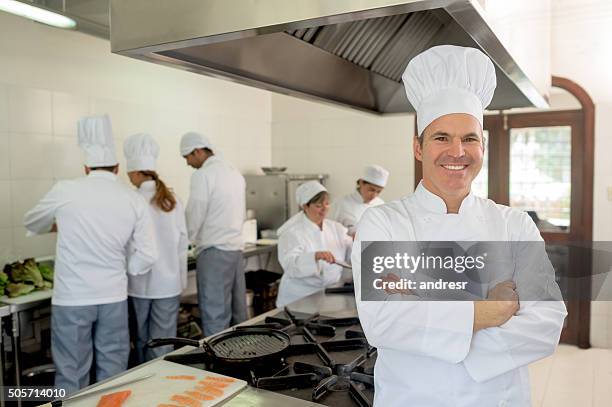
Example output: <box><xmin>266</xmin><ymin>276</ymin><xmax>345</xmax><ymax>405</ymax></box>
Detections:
<box><xmin>123</xmin><ymin>133</ymin><xmax>189</xmax><ymax>363</ymax></box>
<box><xmin>352</xmin><ymin>45</ymin><xmax>567</xmax><ymax>407</ymax></box>
<box><xmin>276</xmin><ymin>181</ymin><xmax>353</xmax><ymax>307</ymax></box>
<box><xmin>329</xmin><ymin>164</ymin><xmax>389</xmax><ymax>235</ymax></box>
<box><xmin>180</xmin><ymin>132</ymin><xmax>247</xmax><ymax>336</ymax></box>
<box><xmin>23</xmin><ymin>115</ymin><xmax>157</xmax><ymax>394</ymax></box>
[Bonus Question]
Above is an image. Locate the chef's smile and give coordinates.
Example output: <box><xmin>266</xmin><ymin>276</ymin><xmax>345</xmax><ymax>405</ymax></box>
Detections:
<box><xmin>440</xmin><ymin>163</ymin><xmax>470</xmax><ymax>173</ymax></box>
<box><xmin>414</xmin><ymin>113</ymin><xmax>485</xmax><ymax>201</ymax></box>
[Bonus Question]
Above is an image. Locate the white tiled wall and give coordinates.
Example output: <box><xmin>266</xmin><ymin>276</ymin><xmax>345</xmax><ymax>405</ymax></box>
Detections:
<box><xmin>271</xmin><ymin>93</ymin><xmax>415</xmax><ymax>203</ymax></box>
<box><xmin>0</xmin><ymin>12</ymin><xmax>272</xmax><ymax>264</ymax></box>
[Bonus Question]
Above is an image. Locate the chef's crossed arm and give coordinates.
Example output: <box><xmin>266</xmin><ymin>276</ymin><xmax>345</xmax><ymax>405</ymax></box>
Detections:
<box><xmin>352</xmin><ymin>208</ymin><xmax>567</xmax><ymax>382</ymax></box>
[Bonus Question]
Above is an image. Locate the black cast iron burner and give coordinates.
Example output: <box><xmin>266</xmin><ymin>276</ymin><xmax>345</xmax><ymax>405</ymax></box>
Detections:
<box><xmin>245</xmin><ymin>308</ymin><xmax>376</xmax><ymax>407</ymax></box>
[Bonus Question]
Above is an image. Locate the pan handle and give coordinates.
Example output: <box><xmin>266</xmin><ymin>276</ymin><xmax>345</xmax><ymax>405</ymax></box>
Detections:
<box><xmin>199</xmin><ymin>338</ymin><xmax>216</xmax><ymax>356</ymax></box>
<box><xmin>147</xmin><ymin>337</ymin><xmax>201</xmax><ymax>348</ymax></box>
<box><xmin>164</xmin><ymin>351</ymin><xmax>208</xmax><ymax>364</ymax></box>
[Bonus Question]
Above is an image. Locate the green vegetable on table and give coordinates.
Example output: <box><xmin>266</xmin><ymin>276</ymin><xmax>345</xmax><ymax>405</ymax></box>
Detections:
<box><xmin>1</xmin><ymin>259</ymin><xmax>54</xmax><ymax>297</ymax></box>
<box><xmin>6</xmin><ymin>283</ymin><xmax>36</xmax><ymax>298</ymax></box>
<box><xmin>22</xmin><ymin>258</ymin><xmax>45</xmax><ymax>288</ymax></box>
<box><xmin>38</xmin><ymin>264</ymin><xmax>54</xmax><ymax>282</ymax></box>
<box><xmin>8</xmin><ymin>259</ymin><xmax>44</xmax><ymax>288</ymax></box>
<box><xmin>0</xmin><ymin>269</ymin><xmax>8</xmax><ymax>292</ymax></box>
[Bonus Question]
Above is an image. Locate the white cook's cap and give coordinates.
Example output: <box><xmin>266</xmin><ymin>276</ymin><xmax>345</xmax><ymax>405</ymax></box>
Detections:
<box><xmin>123</xmin><ymin>133</ymin><xmax>159</xmax><ymax>172</ymax></box>
<box><xmin>296</xmin><ymin>181</ymin><xmax>327</xmax><ymax>206</ymax></box>
<box><xmin>180</xmin><ymin>131</ymin><xmax>213</xmax><ymax>157</ymax></box>
<box><xmin>77</xmin><ymin>114</ymin><xmax>118</xmax><ymax>167</ymax></box>
<box><xmin>362</xmin><ymin>165</ymin><xmax>389</xmax><ymax>187</ymax></box>
<box><xmin>402</xmin><ymin>45</ymin><xmax>497</xmax><ymax>136</ymax></box>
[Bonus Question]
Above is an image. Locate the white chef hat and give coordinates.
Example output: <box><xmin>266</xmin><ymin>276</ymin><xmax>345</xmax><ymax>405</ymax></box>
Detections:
<box><xmin>296</xmin><ymin>181</ymin><xmax>327</xmax><ymax>206</ymax></box>
<box><xmin>362</xmin><ymin>165</ymin><xmax>389</xmax><ymax>187</ymax></box>
<box><xmin>77</xmin><ymin>114</ymin><xmax>118</xmax><ymax>167</ymax></box>
<box><xmin>180</xmin><ymin>131</ymin><xmax>214</xmax><ymax>157</ymax></box>
<box><xmin>123</xmin><ymin>133</ymin><xmax>159</xmax><ymax>172</ymax></box>
<box><xmin>402</xmin><ymin>45</ymin><xmax>497</xmax><ymax>136</ymax></box>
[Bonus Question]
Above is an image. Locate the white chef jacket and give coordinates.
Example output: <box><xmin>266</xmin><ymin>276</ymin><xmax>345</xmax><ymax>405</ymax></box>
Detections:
<box><xmin>276</xmin><ymin>212</ymin><xmax>352</xmax><ymax>307</ymax></box>
<box><xmin>186</xmin><ymin>156</ymin><xmax>246</xmax><ymax>255</ymax></box>
<box><xmin>352</xmin><ymin>182</ymin><xmax>567</xmax><ymax>407</ymax></box>
<box><xmin>330</xmin><ymin>191</ymin><xmax>384</xmax><ymax>233</ymax></box>
<box><xmin>128</xmin><ymin>181</ymin><xmax>189</xmax><ymax>299</ymax></box>
<box><xmin>23</xmin><ymin>171</ymin><xmax>157</xmax><ymax>306</ymax></box>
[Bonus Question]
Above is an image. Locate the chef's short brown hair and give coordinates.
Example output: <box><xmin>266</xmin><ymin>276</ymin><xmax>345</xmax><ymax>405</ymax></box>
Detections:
<box><xmin>89</xmin><ymin>165</ymin><xmax>118</xmax><ymax>172</ymax></box>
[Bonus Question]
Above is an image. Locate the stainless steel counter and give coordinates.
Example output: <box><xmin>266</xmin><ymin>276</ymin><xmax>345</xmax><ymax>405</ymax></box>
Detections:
<box><xmin>58</xmin><ymin>288</ymin><xmax>357</xmax><ymax>406</ymax></box>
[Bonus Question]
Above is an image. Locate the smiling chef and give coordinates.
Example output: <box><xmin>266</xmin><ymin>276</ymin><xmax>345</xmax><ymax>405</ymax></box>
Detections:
<box><xmin>351</xmin><ymin>45</ymin><xmax>567</xmax><ymax>406</ymax></box>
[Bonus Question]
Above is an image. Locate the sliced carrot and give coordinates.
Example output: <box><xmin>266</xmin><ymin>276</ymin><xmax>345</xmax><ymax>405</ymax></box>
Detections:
<box><xmin>185</xmin><ymin>391</ymin><xmax>215</xmax><ymax>401</ymax></box>
<box><xmin>170</xmin><ymin>394</ymin><xmax>202</xmax><ymax>407</ymax></box>
<box><xmin>165</xmin><ymin>375</ymin><xmax>196</xmax><ymax>380</ymax></box>
<box><xmin>96</xmin><ymin>390</ymin><xmax>132</xmax><ymax>407</ymax></box>
<box><xmin>195</xmin><ymin>385</ymin><xmax>224</xmax><ymax>397</ymax></box>
<box><xmin>197</xmin><ymin>380</ymin><xmax>229</xmax><ymax>389</ymax></box>
<box><xmin>202</xmin><ymin>376</ymin><xmax>235</xmax><ymax>383</ymax></box>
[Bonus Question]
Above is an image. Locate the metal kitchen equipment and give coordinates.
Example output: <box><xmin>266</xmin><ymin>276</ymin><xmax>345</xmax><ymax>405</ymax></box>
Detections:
<box><xmin>159</xmin><ymin>308</ymin><xmax>376</xmax><ymax>407</ymax></box>
<box><xmin>148</xmin><ymin>328</ymin><xmax>292</xmax><ymax>366</ymax></box>
<box><xmin>110</xmin><ymin>0</ymin><xmax>549</xmax><ymax>114</ymax></box>
<box><xmin>245</xmin><ymin>173</ymin><xmax>329</xmax><ymax>232</ymax></box>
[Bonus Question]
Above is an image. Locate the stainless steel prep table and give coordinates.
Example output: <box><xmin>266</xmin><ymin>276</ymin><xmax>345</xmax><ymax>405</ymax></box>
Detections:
<box><xmin>0</xmin><ymin>290</ymin><xmax>53</xmax><ymax>406</ymax></box>
<box><xmin>186</xmin><ymin>243</ymin><xmax>278</xmax><ymax>272</ymax></box>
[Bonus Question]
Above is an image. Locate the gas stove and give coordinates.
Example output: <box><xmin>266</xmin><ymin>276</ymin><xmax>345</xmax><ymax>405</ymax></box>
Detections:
<box><xmin>165</xmin><ymin>308</ymin><xmax>375</xmax><ymax>407</ymax></box>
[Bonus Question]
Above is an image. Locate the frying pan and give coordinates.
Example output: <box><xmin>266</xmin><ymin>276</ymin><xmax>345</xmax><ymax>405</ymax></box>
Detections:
<box><xmin>147</xmin><ymin>328</ymin><xmax>291</xmax><ymax>366</ymax></box>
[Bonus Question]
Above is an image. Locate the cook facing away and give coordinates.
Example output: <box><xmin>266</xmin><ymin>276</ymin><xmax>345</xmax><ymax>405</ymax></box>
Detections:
<box><xmin>23</xmin><ymin>115</ymin><xmax>157</xmax><ymax>394</ymax></box>
<box><xmin>181</xmin><ymin>132</ymin><xmax>247</xmax><ymax>337</ymax></box>
<box><xmin>123</xmin><ymin>133</ymin><xmax>189</xmax><ymax>363</ymax></box>
<box><xmin>352</xmin><ymin>45</ymin><xmax>567</xmax><ymax>407</ymax></box>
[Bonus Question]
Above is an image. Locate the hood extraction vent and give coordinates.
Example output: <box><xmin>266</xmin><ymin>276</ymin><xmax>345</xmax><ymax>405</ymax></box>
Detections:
<box><xmin>286</xmin><ymin>12</ymin><xmax>442</xmax><ymax>82</ymax></box>
<box><xmin>111</xmin><ymin>0</ymin><xmax>549</xmax><ymax>114</ymax></box>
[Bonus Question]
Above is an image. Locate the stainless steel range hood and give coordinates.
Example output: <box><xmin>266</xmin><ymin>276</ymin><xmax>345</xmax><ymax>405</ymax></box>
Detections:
<box><xmin>110</xmin><ymin>0</ymin><xmax>549</xmax><ymax>114</ymax></box>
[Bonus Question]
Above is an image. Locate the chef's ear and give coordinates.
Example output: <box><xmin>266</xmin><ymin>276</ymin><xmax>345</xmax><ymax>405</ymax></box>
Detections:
<box><xmin>84</xmin><ymin>166</ymin><xmax>90</xmax><ymax>175</ymax></box>
<box><xmin>112</xmin><ymin>164</ymin><xmax>119</xmax><ymax>175</ymax></box>
<box><xmin>413</xmin><ymin>135</ymin><xmax>423</xmax><ymax>162</ymax></box>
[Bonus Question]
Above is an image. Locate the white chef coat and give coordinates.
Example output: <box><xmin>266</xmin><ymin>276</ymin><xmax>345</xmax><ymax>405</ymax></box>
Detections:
<box><xmin>23</xmin><ymin>171</ymin><xmax>157</xmax><ymax>306</ymax></box>
<box><xmin>352</xmin><ymin>182</ymin><xmax>567</xmax><ymax>407</ymax></box>
<box><xmin>128</xmin><ymin>181</ymin><xmax>189</xmax><ymax>299</ymax></box>
<box><xmin>330</xmin><ymin>191</ymin><xmax>384</xmax><ymax>232</ymax></box>
<box><xmin>277</xmin><ymin>212</ymin><xmax>352</xmax><ymax>307</ymax></box>
<box><xmin>186</xmin><ymin>156</ymin><xmax>246</xmax><ymax>255</ymax></box>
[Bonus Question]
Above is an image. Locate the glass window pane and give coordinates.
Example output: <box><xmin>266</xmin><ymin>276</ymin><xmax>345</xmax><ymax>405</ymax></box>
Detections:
<box><xmin>471</xmin><ymin>130</ymin><xmax>489</xmax><ymax>198</ymax></box>
<box><xmin>509</xmin><ymin>126</ymin><xmax>571</xmax><ymax>232</ymax></box>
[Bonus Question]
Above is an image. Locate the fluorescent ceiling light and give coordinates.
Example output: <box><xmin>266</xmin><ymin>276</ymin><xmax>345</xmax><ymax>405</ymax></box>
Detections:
<box><xmin>0</xmin><ymin>0</ymin><xmax>76</xmax><ymax>29</ymax></box>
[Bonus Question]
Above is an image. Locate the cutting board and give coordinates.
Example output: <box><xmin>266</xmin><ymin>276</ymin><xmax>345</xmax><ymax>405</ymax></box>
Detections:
<box><xmin>63</xmin><ymin>360</ymin><xmax>247</xmax><ymax>407</ymax></box>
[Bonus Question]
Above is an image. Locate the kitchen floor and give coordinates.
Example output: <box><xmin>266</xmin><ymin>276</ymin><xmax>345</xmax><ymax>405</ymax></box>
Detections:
<box><xmin>529</xmin><ymin>345</ymin><xmax>612</xmax><ymax>406</ymax></box>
